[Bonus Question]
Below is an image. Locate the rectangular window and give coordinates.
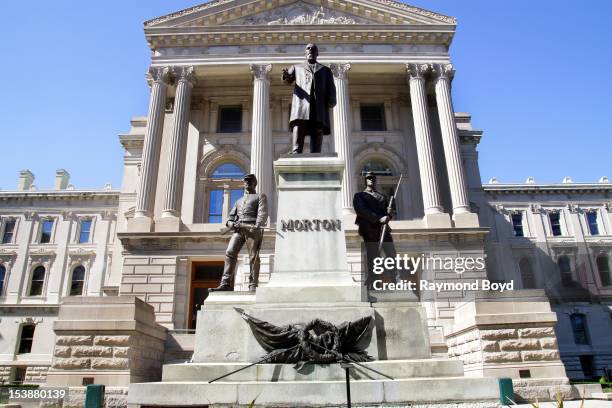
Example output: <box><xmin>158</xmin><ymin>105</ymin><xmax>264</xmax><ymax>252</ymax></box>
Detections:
<box><xmin>218</xmin><ymin>106</ymin><xmax>242</xmax><ymax>133</ymax></box>
<box><xmin>2</xmin><ymin>220</ymin><xmax>16</xmax><ymax>244</ymax></box>
<box><xmin>571</xmin><ymin>314</ymin><xmax>589</xmax><ymax>345</ymax></box>
<box><xmin>12</xmin><ymin>366</ymin><xmax>27</xmax><ymax>384</ymax></box>
<box><xmin>40</xmin><ymin>220</ymin><xmax>54</xmax><ymax>243</ymax></box>
<box><xmin>208</xmin><ymin>190</ymin><xmax>223</xmax><ymax>223</ymax></box>
<box><xmin>511</xmin><ymin>213</ymin><xmax>524</xmax><ymax>237</ymax></box>
<box><xmin>18</xmin><ymin>325</ymin><xmax>35</xmax><ymax>354</ymax></box>
<box><xmin>79</xmin><ymin>219</ymin><xmax>92</xmax><ymax>243</ymax></box>
<box><xmin>360</xmin><ymin>104</ymin><xmax>386</xmax><ymax>131</ymax></box>
<box><xmin>549</xmin><ymin>212</ymin><xmax>562</xmax><ymax>236</ymax></box>
<box><xmin>586</xmin><ymin>211</ymin><xmax>599</xmax><ymax>236</ymax></box>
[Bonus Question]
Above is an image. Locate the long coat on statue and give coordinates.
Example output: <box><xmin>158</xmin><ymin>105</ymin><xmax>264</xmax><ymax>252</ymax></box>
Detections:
<box><xmin>283</xmin><ymin>62</ymin><xmax>337</xmax><ymax>135</ymax></box>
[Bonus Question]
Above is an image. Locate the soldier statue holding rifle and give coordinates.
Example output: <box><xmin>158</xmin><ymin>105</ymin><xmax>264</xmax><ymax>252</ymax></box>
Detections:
<box><xmin>353</xmin><ymin>172</ymin><xmax>402</xmax><ymax>289</ymax></box>
<box><xmin>211</xmin><ymin>173</ymin><xmax>268</xmax><ymax>292</ymax></box>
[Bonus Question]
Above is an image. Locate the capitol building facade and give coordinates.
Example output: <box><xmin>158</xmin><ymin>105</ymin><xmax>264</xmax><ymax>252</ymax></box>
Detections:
<box><xmin>0</xmin><ymin>0</ymin><xmax>610</xmax><ymax>403</ymax></box>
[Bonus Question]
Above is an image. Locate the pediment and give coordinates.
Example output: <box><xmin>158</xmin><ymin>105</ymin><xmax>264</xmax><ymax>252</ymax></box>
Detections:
<box><xmin>145</xmin><ymin>0</ymin><xmax>456</xmax><ymax>28</ymax></box>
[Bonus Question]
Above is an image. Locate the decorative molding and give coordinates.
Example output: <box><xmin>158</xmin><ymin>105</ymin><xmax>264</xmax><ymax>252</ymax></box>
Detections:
<box><xmin>405</xmin><ymin>63</ymin><xmax>431</xmax><ymax>80</ymax></box>
<box><xmin>148</xmin><ymin>66</ymin><xmax>172</xmax><ymax>84</ymax></box>
<box><xmin>235</xmin><ymin>3</ymin><xmax>365</xmax><ymax>25</ymax></box>
<box><xmin>249</xmin><ymin>63</ymin><xmax>272</xmax><ymax>81</ymax></box>
<box><xmin>173</xmin><ymin>65</ymin><xmax>197</xmax><ymax>85</ymax></box>
<box><xmin>330</xmin><ymin>63</ymin><xmax>351</xmax><ymax>79</ymax></box>
<box><xmin>567</xmin><ymin>204</ymin><xmax>579</xmax><ymax>213</ymax></box>
<box><xmin>24</xmin><ymin>211</ymin><xmax>38</xmax><ymax>221</ymax></box>
<box><xmin>433</xmin><ymin>63</ymin><xmax>454</xmax><ymax>80</ymax></box>
<box><xmin>14</xmin><ymin>317</ymin><xmax>43</xmax><ymax>325</ymax></box>
<box><xmin>530</xmin><ymin>204</ymin><xmax>542</xmax><ymax>214</ymax></box>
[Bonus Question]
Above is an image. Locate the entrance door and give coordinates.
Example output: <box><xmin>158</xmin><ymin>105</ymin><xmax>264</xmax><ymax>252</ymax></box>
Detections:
<box><xmin>189</xmin><ymin>262</ymin><xmax>227</xmax><ymax>329</ymax></box>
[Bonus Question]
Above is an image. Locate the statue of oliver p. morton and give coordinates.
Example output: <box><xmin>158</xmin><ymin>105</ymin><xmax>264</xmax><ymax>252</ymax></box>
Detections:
<box><xmin>282</xmin><ymin>43</ymin><xmax>337</xmax><ymax>154</ymax></box>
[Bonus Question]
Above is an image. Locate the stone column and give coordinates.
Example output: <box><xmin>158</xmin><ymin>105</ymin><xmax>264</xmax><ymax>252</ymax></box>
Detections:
<box><xmin>406</xmin><ymin>63</ymin><xmax>450</xmax><ymax>228</ymax></box>
<box><xmin>433</xmin><ymin>64</ymin><xmax>478</xmax><ymax>227</ymax></box>
<box><xmin>160</xmin><ymin>66</ymin><xmax>196</xmax><ymax>228</ymax></box>
<box><xmin>133</xmin><ymin>67</ymin><xmax>171</xmax><ymax>231</ymax></box>
<box><xmin>249</xmin><ymin>64</ymin><xmax>273</xmax><ymax>219</ymax></box>
<box><xmin>330</xmin><ymin>63</ymin><xmax>356</xmax><ymax>215</ymax></box>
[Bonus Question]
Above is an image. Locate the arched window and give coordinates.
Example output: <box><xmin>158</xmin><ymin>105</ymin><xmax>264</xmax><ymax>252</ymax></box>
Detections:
<box><xmin>519</xmin><ymin>258</ymin><xmax>536</xmax><ymax>289</ymax></box>
<box><xmin>70</xmin><ymin>265</ymin><xmax>86</xmax><ymax>296</ymax></box>
<box><xmin>29</xmin><ymin>266</ymin><xmax>46</xmax><ymax>296</ymax></box>
<box><xmin>18</xmin><ymin>324</ymin><xmax>35</xmax><ymax>354</ymax></box>
<box><xmin>360</xmin><ymin>160</ymin><xmax>393</xmax><ymax>176</ymax></box>
<box><xmin>558</xmin><ymin>256</ymin><xmax>574</xmax><ymax>287</ymax></box>
<box><xmin>211</xmin><ymin>163</ymin><xmax>244</xmax><ymax>179</ymax></box>
<box><xmin>207</xmin><ymin>163</ymin><xmax>245</xmax><ymax>223</ymax></box>
<box><xmin>570</xmin><ymin>313</ymin><xmax>589</xmax><ymax>345</ymax></box>
<box><xmin>0</xmin><ymin>264</ymin><xmax>6</xmax><ymax>296</ymax></box>
<box><xmin>597</xmin><ymin>255</ymin><xmax>611</xmax><ymax>287</ymax></box>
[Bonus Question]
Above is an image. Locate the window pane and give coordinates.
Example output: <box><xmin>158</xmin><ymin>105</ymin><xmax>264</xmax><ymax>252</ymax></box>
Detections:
<box><xmin>40</xmin><ymin>220</ymin><xmax>54</xmax><ymax>243</ymax></box>
<box><xmin>360</xmin><ymin>160</ymin><xmax>393</xmax><ymax>176</ymax></box>
<box><xmin>587</xmin><ymin>212</ymin><xmax>599</xmax><ymax>235</ymax></box>
<box><xmin>549</xmin><ymin>213</ymin><xmax>562</xmax><ymax>236</ymax></box>
<box><xmin>211</xmin><ymin>163</ymin><xmax>244</xmax><ymax>179</ymax></box>
<box><xmin>597</xmin><ymin>256</ymin><xmax>611</xmax><ymax>287</ymax></box>
<box><xmin>18</xmin><ymin>325</ymin><xmax>35</xmax><ymax>354</ymax></box>
<box><xmin>30</xmin><ymin>266</ymin><xmax>45</xmax><ymax>296</ymax></box>
<box><xmin>208</xmin><ymin>190</ymin><xmax>223</xmax><ymax>223</ymax></box>
<box><xmin>511</xmin><ymin>213</ymin><xmax>524</xmax><ymax>237</ymax></box>
<box><xmin>0</xmin><ymin>265</ymin><xmax>5</xmax><ymax>296</ymax></box>
<box><xmin>230</xmin><ymin>189</ymin><xmax>243</xmax><ymax>209</ymax></box>
<box><xmin>79</xmin><ymin>220</ymin><xmax>92</xmax><ymax>243</ymax></box>
<box><xmin>218</xmin><ymin>106</ymin><xmax>242</xmax><ymax>133</ymax></box>
<box><xmin>520</xmin><ymin>259</ymin><xmax>535</xmax><ymax>289</ymax></box>
<box><xmin>571</xmin><ymin>314</ymin><xmax>589</xmax><ymax>345</ymax></box>
<box><xmin>360</xmin><ymin>104</ymin><xmax>386</xmax><ymax>131</ymax></box>
<box><xmin>70</xmin><ymin>265</ymin><xmax>86</xmax><ymax>296</ymax></box>
<box><xmin>2</xmin><ymin>220</ymin><xmax>15</xmax><ymax>244</ymax></box>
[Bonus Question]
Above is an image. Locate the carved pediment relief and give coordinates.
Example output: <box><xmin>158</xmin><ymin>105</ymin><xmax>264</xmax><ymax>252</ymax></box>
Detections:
<box><xmin>232</xmin><ymin>2</ymin><xmax>370</xmax><ymax>25</ymax></box>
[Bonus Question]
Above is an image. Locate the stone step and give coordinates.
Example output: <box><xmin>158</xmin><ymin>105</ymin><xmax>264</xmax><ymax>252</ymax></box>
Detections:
<box><xmin>162</xmin><ymin>359</ymin><xmax>465</xmax><ymax>382</ymax></box>
<box><xmin>128</xmin><ymin>377</ymin><xmax>500</xmax><ymax>407</ymax></box>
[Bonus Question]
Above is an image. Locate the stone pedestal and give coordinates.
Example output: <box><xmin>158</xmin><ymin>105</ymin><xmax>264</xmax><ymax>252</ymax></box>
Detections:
<box><xmin>257</xmin><ymin>155</ymin><xmax>363</xmax><ymax>303</ymax></box>
<box><xmin>46</xmin><ymin>296</ymin><xmax>167</xmax><ymax>388</ymax></box>
<box><xmin>128</xmin><ymin>156</ymin><xmax>500</xmax><ymax>407</ymax></box>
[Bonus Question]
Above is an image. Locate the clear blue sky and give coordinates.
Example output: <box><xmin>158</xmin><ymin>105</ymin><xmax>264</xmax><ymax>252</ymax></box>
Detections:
<box><xmin>1</xmin><ymin>1</ymin><xmax>610</xmax><ymax>190</ymax></box>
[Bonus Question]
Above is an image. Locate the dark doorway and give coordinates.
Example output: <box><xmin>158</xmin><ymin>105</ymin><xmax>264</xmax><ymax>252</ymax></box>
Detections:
<box><xmin>189</xmin><ymin>262</ymin><xmax>226</xmax><ymax>329</ymax></box>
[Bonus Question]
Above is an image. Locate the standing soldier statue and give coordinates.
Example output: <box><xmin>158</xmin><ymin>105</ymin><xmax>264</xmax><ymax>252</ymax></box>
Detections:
<box><xmin>211</xmin><ymin>174</ymin><xmax>268</xmax><ymax>292</ymax></box>
<box><xmin>282</xmin><ymin>43</ymin><xmax>336</xmax><ymax>154</ymax></box>
<box><xmin>353</xmin><ymin>172</ymin><xmax>401</xmax><ymax>288</ymax></box>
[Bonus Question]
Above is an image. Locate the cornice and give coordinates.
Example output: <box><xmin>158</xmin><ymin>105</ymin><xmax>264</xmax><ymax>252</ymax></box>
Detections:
<box><xmin>145</xmin><ymin>25</ymin><xmax>454</xmax><ymax>49</ymax></box>
<box><xmin>144</xmin><ymin>0</ymin><xmax>456</xmax><ymax>28</ymax></box>
<box><xmin>0</xmin><ymin>191</ymin><xmax>120</xmax><ymax>202</ymax></box>
<box><xmin>483</xmin><ymin>183</ymin><xmax>612</xmax><ymax>195</ymax></box>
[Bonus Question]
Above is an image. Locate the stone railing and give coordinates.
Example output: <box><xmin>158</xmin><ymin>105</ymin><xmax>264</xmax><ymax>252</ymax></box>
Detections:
<box><xmin>446</xmin><ymin>290</ymin><xmax>573</xmax><ymax>402</ymax></box>
<box><xmin>46</xmin><ymin>296</ymin><xmax>167</xmax><ymax>407</ymax></box>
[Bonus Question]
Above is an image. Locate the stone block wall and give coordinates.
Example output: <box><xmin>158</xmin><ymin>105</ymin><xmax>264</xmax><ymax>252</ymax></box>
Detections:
<box><xmin>120</xmin><ymin>256</ymin><xmax>177</xmax><ymax>327</ymax></box>
<box><xmin>46</xmin><ymin>296</ymin><xmax>167</xmax><ymax>389</ymax></box>
<box><xmin>448</xmin><ymin>327</ymin><xmax>560</xmax><ymax>366</ymax></box>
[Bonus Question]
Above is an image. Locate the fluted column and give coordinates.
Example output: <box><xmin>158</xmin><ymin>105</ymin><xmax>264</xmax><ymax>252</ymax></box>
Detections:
<box><xmin>162</xmin><ymin>66</ymin><xmax>196</xmax><ymax>218</ymax></box>
<box><xmin>433</xmin><ymin>64</ymin><xmax>470</xmax><ymax>215</ymax></box>
<box><xmin>406</xmin><ymin>63</ymin><xmax>444</xmax><ymax>216</ymax></box>
<box><xmin>135</xmin><ymin>67</ymin><xmax>171</xmax><ymax>219</ymax></box>
<box><xmin>249</xmin><ymin>64</ymin><xmax>273</xmax><ymax>217</ymax></box>
<box><xmin>330</xmin><ymin>63</ymin><xmax>356</xmax><ymax>214</ymax></box>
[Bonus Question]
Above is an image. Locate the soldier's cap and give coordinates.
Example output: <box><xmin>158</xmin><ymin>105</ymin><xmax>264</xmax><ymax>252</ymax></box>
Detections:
<box><xmin>364</xmin><ymin>171</ymin><xmax>377</xmax><ymax>179</ymax></box>
<box><xmin>243</xmin><ymin>173</ymin><xmax>257</xmax><ymax>181</ymax></box>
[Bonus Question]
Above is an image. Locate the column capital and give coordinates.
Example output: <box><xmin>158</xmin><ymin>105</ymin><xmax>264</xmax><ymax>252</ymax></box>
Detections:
<box><xmin>432</xmin><ymin>63</ymin><xmax>455</xmax><ymax>80</ymax></box>
<box><xmin>147</xmin><ymin>66</ymin><xmax>172</xmax><ymax>84</ymax></box>
<box><xmin>173</xmin><ymin>66</ymin><xmax>197</xmax><ymax>86</ymax></box>
<box><xmin>330</xmin><ymin>63</ymin><xmax>351</xmax><ymax>79</ymax></box>
<box><xmin>405</xmin><ymin>63</ymin><xmax>431</xmax><ymax>80</ymax></box>
<box><xmin>250</xmin><ymin>63</ymin><xmax>272</xmax><ymax>81</ymax></box>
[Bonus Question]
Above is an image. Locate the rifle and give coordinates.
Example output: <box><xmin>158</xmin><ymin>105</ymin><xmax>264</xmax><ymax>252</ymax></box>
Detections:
<box><xmin>377</xmin><ymin>174</ymin><xmax>403</xmax><ymax>253</ymax></box>
<box><xmin>219</xmin><ymin>223</ymin><xmax>277</xmax><ymax>235</ymax></box>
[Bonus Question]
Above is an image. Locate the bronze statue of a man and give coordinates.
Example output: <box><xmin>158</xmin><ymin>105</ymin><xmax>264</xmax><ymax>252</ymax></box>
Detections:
<box><xmin>211</xmin><ymin>173</ymin><xmax>268</xmax><ymax>292</ymax></box>
<box><xmin>282</xmin><ymin>43</ymin><xmax>337</xmax><ymax>154</ymax></box>
<box><xmin>353</xmin><ymin>172</ymin><xmax>401</xmax><ymax>288</ymax></box>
